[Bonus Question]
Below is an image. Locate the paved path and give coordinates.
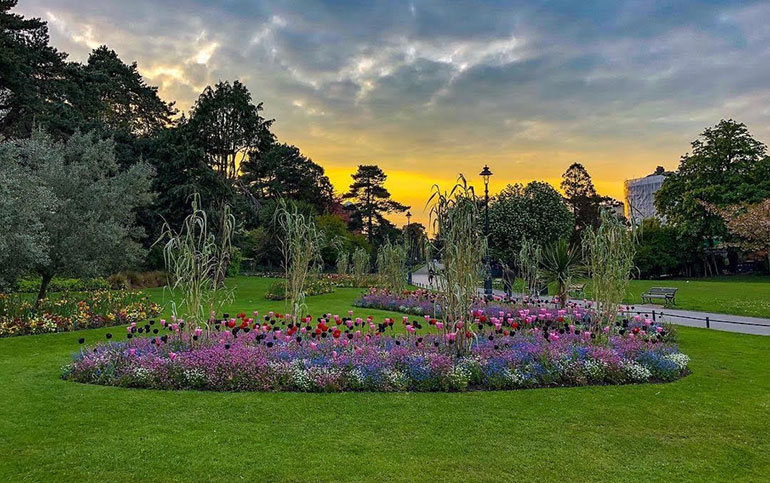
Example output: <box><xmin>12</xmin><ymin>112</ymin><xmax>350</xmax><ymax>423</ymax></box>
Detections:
<box><xmin>411</xmin><ymin>271</ymin><xmax>770</xmax><ymax>336</ymax></box>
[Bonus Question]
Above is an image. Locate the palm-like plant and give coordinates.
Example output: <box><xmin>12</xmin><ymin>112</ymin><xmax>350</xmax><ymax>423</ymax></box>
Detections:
<box><xmin>540</xmin><ymin>238</ymin><xmax>583</xmax><ymax>308</ymax></box>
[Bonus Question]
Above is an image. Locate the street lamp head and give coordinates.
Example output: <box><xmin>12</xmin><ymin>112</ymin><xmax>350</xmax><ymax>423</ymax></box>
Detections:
<box><xmin>479</xmin><ymin>165</ymin><xmax>493</xmax><ymax>186</ymax></box>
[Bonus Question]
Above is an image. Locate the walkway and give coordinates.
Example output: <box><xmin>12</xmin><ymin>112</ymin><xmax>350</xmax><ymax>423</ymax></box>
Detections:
<box><xmin>411</xmin><ymin>270</ymin><xmax>770</xmax><ymax>336</ymax></box>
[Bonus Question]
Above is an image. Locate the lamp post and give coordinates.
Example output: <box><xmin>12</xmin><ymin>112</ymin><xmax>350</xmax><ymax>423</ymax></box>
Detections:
<box><xmin>406</xmin><ymin>210</ymin><xmax>413</xmax><ymax>286</ymax></box>
<box><xmin>480</xmin><ymin>165</ymin><xmax>493</xmax><ymax>296</ymax></box>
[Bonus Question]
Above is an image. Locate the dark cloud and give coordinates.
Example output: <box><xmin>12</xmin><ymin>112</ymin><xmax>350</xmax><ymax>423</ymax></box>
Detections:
<box><xmin>14</xmin><ymin>0</ymin><xmax>770</xmax><ymax>186</ymax></box>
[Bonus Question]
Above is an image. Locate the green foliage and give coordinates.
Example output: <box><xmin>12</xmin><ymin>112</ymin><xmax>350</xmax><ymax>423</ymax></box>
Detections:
<box><xmin>158</xmin><ymin>194</ymin><xmax>235</xmax><ymax>329</ymax></box>
<box><xmin>241</xmin><ymin>143</ymin><xmax>334</xmax><ymax>210</ymax></box>
<box><xmin>582</xmin><ymin>211</ymin><xmax>637</xmax><ymax>325</ymax></box>
<box><xmin>343</xmin><ymin>164</ymin><xmax>408</xmax><ymax>265</ymax></box>
<box><xmin>105</xmin><ymin>270</ymin><xmax>166</xmax><ymax>290</ymax></box>
<box><xmin>275</xmin><ymin>200</ymin><xmax>324</xmax><ymax>321</ymax></box>
<box><xmin>655</xmin><ymin>119</ymin><xmax>770</xmax><ymax>274</ymax></box>
<box><xmin>0</xmin><ymin>130</ymin><xmax>153</xmax><ymax>300</ymax></box>
<box><xmin>14</xmin><ymin>276</ymin><xmax>110</xmax><ymax>293</ymax></box>
<box><xmin>429</xmin><ymin>175</ymin><xmax>486</xmax><ymax>354</ymax></box>
<box><xmin>540</xmin><ymin>238</ymin><xmax>583</xmax><ymax>307</ymax></box>
<box><xmin>518</xmin><ymin>238</ymin><xmax>542</xmax><ymax>297</ymax></box>
<box><xmin>226</xmin><ymin>248</ymin><xmax>243</xmax><ymax>277</ymax></box>
<box><xmin>561</xmin><ymin>162</ymin><xmax>604</xmax><ymax>236</ymax></box>
<box><xmin>351</xmin><ymin>247</ymin><xmax>370</xmax><ymax>286</ymax></box>
<box><xmin>0</xmin><ymin>157</ymin><xmax>52</xmax><ymax>290</ymax></box>
<box><xmin>634</xmin><ymin>218</ymin><xmax>690</xmax><ymax>278</ymax></box>
<box><xmin>316</xmin><ymin>213</ymin><xmax>368</xmax><ymax>271</ymax></box>
<box><xmin>187</xmin><ymin>80</ymin><xmax>275</xmax><ymax>181</ymax></box>
<box><xmin>376</xmin><ymin>241</ymin><xmax>408</xmax><ymax>293</ymax></box>
<box><xmin>489</xmin><ymin>181</ymin><xmax>573</xmax><ymax>267</ymax></box>
<box><xmin>0</xmin><ymin>1</ymin><xmax>69</xmax><ymax>138</ymax></box>
<box><xmin>336</xmin><ymin>251</ymin><xmax>350</xmax><ymax>275</ymax></box>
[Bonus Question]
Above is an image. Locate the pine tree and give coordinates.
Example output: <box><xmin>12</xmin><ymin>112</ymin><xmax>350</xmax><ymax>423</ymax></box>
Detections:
<box><xmin>343</xmin><ymin>165</ymin><xmax>408</xmax><ymax>270</ymax></box>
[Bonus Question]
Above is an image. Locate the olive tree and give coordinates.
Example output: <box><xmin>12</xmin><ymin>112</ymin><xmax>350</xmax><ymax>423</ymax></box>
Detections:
<box><xmin>0</xmin><ymin>159</ymin><xmax>52</xmax><ymax>290</ymax></box>
<box><xmin>1</xmin><ymin>130</ymin><xmax>153</xmax><ymax>301</ymax></box>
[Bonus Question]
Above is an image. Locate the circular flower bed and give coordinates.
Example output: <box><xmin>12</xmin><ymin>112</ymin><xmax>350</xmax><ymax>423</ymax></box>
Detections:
<box><xmin>62</xmin><ymin>308</ymin><xmax>689</xmax><ymax>392</ymax></box>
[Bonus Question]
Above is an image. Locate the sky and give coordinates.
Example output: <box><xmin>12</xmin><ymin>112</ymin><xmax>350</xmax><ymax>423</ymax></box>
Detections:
<box><xmin>17</xmin><ymin>0</ymin><xmax>770</xmax><ymax>227</ymax></box>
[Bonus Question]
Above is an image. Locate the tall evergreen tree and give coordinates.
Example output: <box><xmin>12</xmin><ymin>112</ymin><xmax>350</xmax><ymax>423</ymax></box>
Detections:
<box><xmin>561</xmin><ymin>162</ymin><xmax>603</xmax><ymax>235</ymax></box>
<box><xmin>0</xmin><ymin>0</ymin><xmax>69</xmax><ymax>138</ymax></box>
<box><xmin>240</xmin><ymin>142</ymin><xmax>334</xmax><ymax>211</ymax></box>
<box><xmin>74</xmin><ymin>46</ymin><xmax>176</xmax><ymax>136</ymax></box>
<box><xmin>343</xmin><ymin>165</ymin><xmax>408</xmax><ymax>269</ymax></box>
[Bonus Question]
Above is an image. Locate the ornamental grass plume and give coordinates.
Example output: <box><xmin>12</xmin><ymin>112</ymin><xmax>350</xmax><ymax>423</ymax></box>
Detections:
<box><xmin>428</xmin><ymin>175</ymin><xmax>486</xmax><ymax>354</ymax></box>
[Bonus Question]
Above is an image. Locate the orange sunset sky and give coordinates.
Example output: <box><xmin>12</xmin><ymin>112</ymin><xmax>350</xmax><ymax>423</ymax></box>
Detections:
<box><xmin>18</xmin><ymin>1</ymin><xmax>770</xmax><ymax>227</ymax></box>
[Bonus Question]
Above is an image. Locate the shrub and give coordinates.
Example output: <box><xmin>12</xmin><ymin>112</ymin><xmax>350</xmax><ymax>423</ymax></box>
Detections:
<box><xmin>14</xmin><ymin>276</ymin><xmax>111</xmax><ymax>293</ymax></box>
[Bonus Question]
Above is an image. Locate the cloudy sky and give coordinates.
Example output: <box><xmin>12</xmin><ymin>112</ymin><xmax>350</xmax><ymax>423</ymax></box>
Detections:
<box><xmin>18</xmin><ymin>0</ymin><xmax>770</xmax><ymax>225</ymax></box>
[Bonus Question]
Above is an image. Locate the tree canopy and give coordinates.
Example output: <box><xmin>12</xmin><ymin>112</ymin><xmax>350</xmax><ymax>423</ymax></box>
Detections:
<box><xmin>241</xmin><ymin>142</ymin><xmax>334</xmax><ymax>211</ymax></box>
<box><xmin>656</xmin><ymin>119</ymin><xmax>770</xmax><ymax>274</ymax></box>
<box><xmin>561</xmin><ymin>162</ymin><xmax>603</xmax><ymax>236</ymax></box>
<box><xmin>488</xmin><ymin>181</ymin><xmax>574</xmax><ymax>267</ymax></box>
<box><xmin>1</xmin><ymin>130</ymin><xmax>153</xmax><ymax>299</ymax></box>
<box><xmin>187</xmin><ymin>80</ymin><xmax>275</xmax><ymax>181</ymax></box>
<box><xmin>343</xmin><ymin>165</ymin><xmax>408</xmax><ymax>257</ymax></box>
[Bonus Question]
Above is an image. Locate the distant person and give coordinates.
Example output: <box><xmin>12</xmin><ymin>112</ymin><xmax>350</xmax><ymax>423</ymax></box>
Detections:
<box><xmin>428</xmin><ymin>268</ymin><xmax>434</xmax><ymax>287</ymax></box>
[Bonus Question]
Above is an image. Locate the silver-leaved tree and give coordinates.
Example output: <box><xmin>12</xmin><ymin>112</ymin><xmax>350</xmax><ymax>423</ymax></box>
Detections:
<box><xmin>0</xmin><ymin>130</ymin><xmax>154</xmax><ymax>302</ymax></box>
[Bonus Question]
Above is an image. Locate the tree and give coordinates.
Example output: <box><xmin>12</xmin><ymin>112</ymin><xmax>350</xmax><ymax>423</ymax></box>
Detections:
<box><xmin>0</xmin><ymin>157</ymin><xmax>52</xmax><ymax>290</ymax></box>
<box><xmin>561</xmin><ymin>162</ymin><xmax>603</xmax><ymax>235</ymax></box>
<box><xmin>0</xmin><ymin>1</ymin><xmax>69</xmax><ymax>138</ymax></box>
<box><xmin>342</xmin><ymin>165</ymin><xmax>408</xmax><ymax>269</ymax></box>
<box><xmin>403</xmin><ymin>222</ymin><xmax>427</xmax><ymax>266</ymax></box>
<box><xmin>707</xmin><ymin>199</ymin><xmax>770</xmax><ymax>271</ymax></box>
<box><xmin>137</xmin><ymin>125</ymin><xmax>229</xmax><ymax>264</ymax></box>
<box><xmin>241</xmin><ymin>143</ymin><xmax>334</xmax><ymax>211</ymax></box>
<box><xmin>634</xmin><ymin>218</ymin><xmax>690</xmax><ymax>278</ymax></box>
<box><xmin>2</xmin><ymin>130</ymin><xmax>153</xmax><ymax>301</ymax></box>
<box><xmin>187</xmin><ymin>80</ymin><xmax>274</xmax><ymax>181</ymax></box>
<box><xmin>70</xmin><ymin>46</ymin><xmax>176</xmax><ymax>137</ymax></box>
<box><xmin>656</xmin><ymin>120</ymin><xmax>770</xmax><ymax>275</ymax></box>
<box><xmin>488</xmin><ymin>181</ymin><xmax>574</xmax><ymax>267</ymax></box>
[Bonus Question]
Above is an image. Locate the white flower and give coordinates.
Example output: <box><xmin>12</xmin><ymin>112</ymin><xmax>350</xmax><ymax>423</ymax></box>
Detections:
<box><xmin>666</xmin><ymin>353</ymin><xmax>690</xmax><ymax>371</ymax></box>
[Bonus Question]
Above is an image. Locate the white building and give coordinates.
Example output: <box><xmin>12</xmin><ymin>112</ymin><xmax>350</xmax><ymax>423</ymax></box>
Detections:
<box><xmin>624</xmin><ymin>174</ymin><xmax>667</xmax><ymax>223</ymax></box>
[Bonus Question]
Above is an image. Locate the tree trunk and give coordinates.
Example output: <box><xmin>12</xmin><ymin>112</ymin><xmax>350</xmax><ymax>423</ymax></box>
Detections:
<box><xmin>35</xmin><ymin>272</ymin><xmax>53</xmax><ymax>309</ymax></box>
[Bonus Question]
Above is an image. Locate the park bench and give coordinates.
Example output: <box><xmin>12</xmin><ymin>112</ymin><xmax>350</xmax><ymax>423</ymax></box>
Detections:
<box><xmin>641</xmin><ymin>287</ymin><xmax>678</xmax><ymax>306</ymax></box>
<box><xmin>568</xmin><ymin>283</ymin><xmax>586</xmax><ymax>297</ymax></box>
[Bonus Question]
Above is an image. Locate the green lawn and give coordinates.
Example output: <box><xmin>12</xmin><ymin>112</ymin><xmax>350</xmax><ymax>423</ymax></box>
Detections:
<box><xmin>501</xmin><ymin>276</ymin><xmax>770</xmax><ymax>318</ymax></box>
<box><xmin>1</xmin><ymin>277</ymin><xmax>769</xmax><ymax>482</ymax></box>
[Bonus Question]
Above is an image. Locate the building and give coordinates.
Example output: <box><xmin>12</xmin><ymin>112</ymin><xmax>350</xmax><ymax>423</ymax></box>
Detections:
<box><xmin>624</xmin><ymin>168</ymin><xmax>669</xmax><ymax>223</ymax></box>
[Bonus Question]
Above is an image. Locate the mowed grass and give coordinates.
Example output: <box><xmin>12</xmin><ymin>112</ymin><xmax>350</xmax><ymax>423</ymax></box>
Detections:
<box><xmin>0</xmin><ymin>277</ymin><xmax>769</xmax><ymax>482</ymax></box>
<box><xmin>504</xmin><ymin>276</ymin><xmax>770</xmax><ymax>318</ymax></box>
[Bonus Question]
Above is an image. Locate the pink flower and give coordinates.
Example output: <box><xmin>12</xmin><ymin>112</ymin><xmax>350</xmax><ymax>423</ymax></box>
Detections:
<box><xmin>169</xmin><ymin>352</ymin><xmax>177</xmax><ymax>361</ymax></box>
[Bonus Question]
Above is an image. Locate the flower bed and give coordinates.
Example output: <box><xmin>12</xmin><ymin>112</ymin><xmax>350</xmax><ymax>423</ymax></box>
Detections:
<box><xmin>0</xmin><ymin>290</ymin><xmax>161</xmax><ymax>337</ymax></box>
<box><xmin>354</xmin><ymin>288</ymin><xmax>440</xmax><ymax>315</ymax></box>
<box><xmin>62</xmin><ymin>308</ymin><xmax>688</xmax><ymax>392</ymax></box>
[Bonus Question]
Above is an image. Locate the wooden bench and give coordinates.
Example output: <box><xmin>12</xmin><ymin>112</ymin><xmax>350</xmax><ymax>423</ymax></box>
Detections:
<box><xmin>641</xmin><ymin>287</ymin><xmax>678</xmax><ymax>306</ymax></box>
<box><xmin>568</xmin><ymin>283</ymin><xmax>586</xmax><ymax>297</ymax></box>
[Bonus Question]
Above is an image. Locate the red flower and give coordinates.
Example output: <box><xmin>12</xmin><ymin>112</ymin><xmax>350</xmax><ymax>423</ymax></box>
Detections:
<box><xmin>332</xmin><ymin>329</ymin><xmax>341</xmax><ymax>339</ymax></box>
